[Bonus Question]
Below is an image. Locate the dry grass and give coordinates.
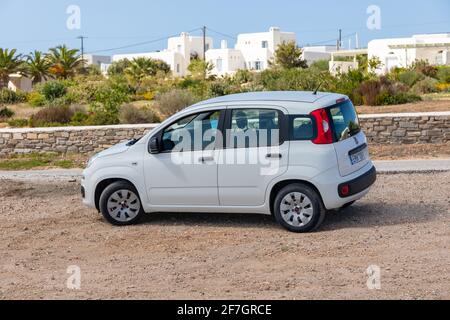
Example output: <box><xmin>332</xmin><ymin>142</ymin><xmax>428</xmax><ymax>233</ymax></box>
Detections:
<box><xmin>356</xmin><ymin>99</ymin><xmax>450</xmax><ymax>114</ymax></box>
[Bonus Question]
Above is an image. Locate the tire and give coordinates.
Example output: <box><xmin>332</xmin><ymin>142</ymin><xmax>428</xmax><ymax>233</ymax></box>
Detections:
<box><xmin>99</xmin><ymin>181</ymin><xmax>144</xmax><ymax>226</ymax></box>
<box><xmin>273</xmin><ymin>183</ymin><xmax>326</xmax><ymax>233</ymax></box>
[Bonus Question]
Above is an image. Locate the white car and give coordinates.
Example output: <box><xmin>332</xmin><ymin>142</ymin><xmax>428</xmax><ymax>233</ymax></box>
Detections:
<box><xmin>81</xmin><ymin>91</ymin><xmax>376</xmax><ymax>233</ymax></box>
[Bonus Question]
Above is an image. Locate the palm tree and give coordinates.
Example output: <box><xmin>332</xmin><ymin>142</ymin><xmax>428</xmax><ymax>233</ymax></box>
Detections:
<box><xmin>47</xmin><ymin>45</ymin><xmax>83</xmax><ymax>79</ymax></box>
<box><xmin>25</xmin><ymin>50</ymin><xmax>52</xmax><ymax>85</ymax></box>
<box><xmin>0</xmin><ymin>48</ymin><xmax>25</xmax><ymax>89</ymax></box>
<box><xmin>125</xmin><ymin>57</ymin><xmax>171</xmax><ymax>89</ymax></box>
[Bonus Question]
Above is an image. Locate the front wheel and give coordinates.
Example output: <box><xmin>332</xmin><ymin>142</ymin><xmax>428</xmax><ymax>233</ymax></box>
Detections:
<box><xmin>274</xmin><ymin>183</ymin><xmax>326</xmax><ymax>233</ymax></box>
<box><xmin>99</xmin><ymin>181</ymin><xmax>144</xmax><ymax>226</ymax></box>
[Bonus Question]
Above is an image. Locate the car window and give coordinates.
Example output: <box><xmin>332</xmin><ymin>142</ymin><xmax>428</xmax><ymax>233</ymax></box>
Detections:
<box><xmin>328</xmin><ymin>100</ymin><xmax>360</xmax><ymax>141</ymax></box>
<box><xmin>161</xmin><ymin>111</ymin><xmax>221</xmax><ymax>152</ymax></box>
<box><xmin>229</xmin><ymin>109</ymin><xmax>280</xmax><ymax>148</ymax></box>
<box><xmin>291</xmin><ymin>116</ymin><xmax>314</xmax><ymax>140</ymax></box>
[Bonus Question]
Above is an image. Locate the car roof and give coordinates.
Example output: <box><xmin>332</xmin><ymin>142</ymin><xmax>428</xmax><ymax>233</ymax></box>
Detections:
<box><xmin>187</xmin><ymin>91</ymin><xmax>347</xmax><ymax>113</ymax></box>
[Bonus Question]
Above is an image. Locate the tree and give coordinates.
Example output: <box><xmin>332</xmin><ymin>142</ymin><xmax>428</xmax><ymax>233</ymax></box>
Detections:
<box><xmin>0</xmin><ymin>48</ymin><xmax>25</xmax><ymax>88</ymax></box>
<box><xmin>188</xmin><ymin>58</ymin><xmax>214</xmax><ymax>80</ymax></box>
<box><xmin>107</xmin><ymin>59</ymin><xmax>132</xmax><ymax>76</ymax></box>
<box><xmin>125</xmin><ymin>57</ymin><xmax>171</xmax><ymax>88</ymax></box>
<box><xmin>270</xmin><ymin>41</ymin><xmax>307</xmax><ymax>69</ymax></box>
<box><xmin>25</xmin><ymin>50</ymin><xmax>52</xmax><ymax>85</ymax></box>
<box><xmin>47</xmin><ymin>45</ymin><xmax>83</xmax><ymax>79</ymax></box>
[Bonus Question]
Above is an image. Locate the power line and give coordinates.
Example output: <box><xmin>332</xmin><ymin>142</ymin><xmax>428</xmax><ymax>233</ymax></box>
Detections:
<box><xmin>206</xmin><ymin>27</ymin><xmax>238</xmax><ymax>40</ymax></box>
<box><xmin>85</xmin><ymin>27</ymin><xmax>203</xmax><ymax>54</ymax></box>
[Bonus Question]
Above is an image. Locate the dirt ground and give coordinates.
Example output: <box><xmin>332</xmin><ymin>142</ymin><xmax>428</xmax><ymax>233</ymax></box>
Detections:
<box><xmin>356</xmin><ymin>99</ymin><xmax>450</xmax><ymax>114</ymax></box>
<box><xmin>0</xmin><ymin>172</ymin><xmax>449</xmax><ymax>300</ymax></box>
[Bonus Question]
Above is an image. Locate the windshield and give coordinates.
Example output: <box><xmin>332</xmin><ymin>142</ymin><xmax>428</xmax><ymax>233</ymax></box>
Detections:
<box><xmin>328</xmin><ymin>100</ymin><xmax>360</xmax><ymax>141</ymax></box>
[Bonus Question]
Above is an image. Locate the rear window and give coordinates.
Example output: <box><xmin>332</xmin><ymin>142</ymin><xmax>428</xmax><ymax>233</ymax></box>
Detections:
<box><xmin>328</xmin><ymin>100</ymin><xmax>360</xmax><ymax>141</ymax></box>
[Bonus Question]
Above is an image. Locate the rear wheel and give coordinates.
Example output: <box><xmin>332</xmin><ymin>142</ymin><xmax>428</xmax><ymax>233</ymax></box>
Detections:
<box><xmin>274</xmin><ymin>183</ymin><xmax>326</xmax><ymax>233</ymax></box>
<box><xmin>99</xmin><ymin>181</ymin><xmax>144</xmax><ymax>226</ymax></box>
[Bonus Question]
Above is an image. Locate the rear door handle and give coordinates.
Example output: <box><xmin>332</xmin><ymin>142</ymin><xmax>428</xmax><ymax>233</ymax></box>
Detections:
<box><xmin>266</xmin><ymin>153</ymin><xmax>282</xmax><ymax>159</ymax></box>
<box><xmin>199</xmin><ymin>156</ymin><xmax>214</xmax><ymax>163</ymax></box>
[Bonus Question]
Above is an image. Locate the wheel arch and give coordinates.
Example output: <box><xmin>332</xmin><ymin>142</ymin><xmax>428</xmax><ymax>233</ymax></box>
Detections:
<box><xmin>268</xmin><ymin>179</ymin><xmax>324</xmax><ymax>215</ymax></box>
<box><xmin>94</xmin><ymin>178</ymin><xmax>138</xmax><ymax>211</ymax></box>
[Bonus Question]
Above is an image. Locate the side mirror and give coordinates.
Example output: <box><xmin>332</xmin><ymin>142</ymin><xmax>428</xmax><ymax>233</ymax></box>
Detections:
<box><xmin>148</xmin><ymin>137</ymin><xmax>160</xmax><ymax>154</ymax></box>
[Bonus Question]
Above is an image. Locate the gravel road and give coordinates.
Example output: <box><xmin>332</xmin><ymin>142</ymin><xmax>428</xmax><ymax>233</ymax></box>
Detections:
<box><xmin>0</xmin><ymin>172</ymin><xmax>449</xmax><ymax>300</ymax></box>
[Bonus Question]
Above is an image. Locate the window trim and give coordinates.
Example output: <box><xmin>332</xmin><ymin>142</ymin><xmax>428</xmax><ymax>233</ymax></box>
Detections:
<box><xmin>150</xmin><ymin>109</ymin><xmax>226</xmax><ymax>154</ymax></box>
<box><xmin>224</xmin><ymin>107</ymin><xmax>288</xmax><ymax>149</ymax></box>
<box><xmin>288</xmin><ymin>115</ymin><xmax>317</xmax><ymax>141</ymax></box>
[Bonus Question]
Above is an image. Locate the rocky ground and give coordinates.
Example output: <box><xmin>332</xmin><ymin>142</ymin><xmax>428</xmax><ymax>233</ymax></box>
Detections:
<box><xmin>0</xmin><ymin>172</ymin><xmax>449</xmax><ymax>300</ymax></box>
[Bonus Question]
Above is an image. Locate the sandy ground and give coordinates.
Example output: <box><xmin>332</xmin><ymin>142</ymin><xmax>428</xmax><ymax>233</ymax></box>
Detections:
<box><xmin>0</xmin><ymin>172</ymin><xmax>449</xmax><ymax>300</ymax></box>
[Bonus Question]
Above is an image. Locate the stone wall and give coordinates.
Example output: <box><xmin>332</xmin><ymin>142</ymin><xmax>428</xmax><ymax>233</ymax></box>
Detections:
<box><xmin>0</xmin><ymin>124</ymin><xmax>158</xmax><ymax>156</ymax></box>
<box><xmin>0</xmin><ymin>112</ymin><xmax>449</xmax><ymax>156</ymax></box>
<box><xmin>359</xmin><ymin>112</ymin><xmax>450</xmax><ymax>144</ymax></box>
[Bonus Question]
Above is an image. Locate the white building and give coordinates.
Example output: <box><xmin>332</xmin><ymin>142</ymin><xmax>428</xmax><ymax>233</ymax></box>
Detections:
<box><xmin>301</xmin><ymin>45</ymin><xmax>336</xmax><ymax>66</ymax></box>
<box><xmin>368</xmin><ymin>33</ymin><xmax>450</xmax><ymax>74</ymax></box>
<box><xmin>112</xmin><ymin>32</ymin><xmax>213</xmax><ymax>77</ymax></box>
<box><xmin>206</xmin><ymin>27</ymin><xmax>296</xmax><ymax>76</ymax></box>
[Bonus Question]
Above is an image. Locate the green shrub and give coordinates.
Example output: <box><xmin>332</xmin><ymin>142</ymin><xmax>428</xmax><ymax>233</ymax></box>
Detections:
<box><xmin>0</xmin><ymin>107</ymin><xmax>14</xmax><ymax>119</ymax></box>
<box><xmin>309</xmin><ymin>60</ymin><xmax>330</xmax><ymax>72</ymax></box>
<box><xmin>0</xmin><ymin>89</ymin><xmax>27</xmax><ymax>104</ymax></box>
<box><xmin>29</xmin><ymin>106</ymin><xmax>74</xmax><ymax>127</ymax></box>
<box><xmin>398</xmin><ymin>70</ymin><xmax>423</xmax><ymax>87</ymax></box>
<box><xmin>84</xmin><ymin>111</ymin><xmax>119</xmax><ymax>126</ymax></box>
<box><xmin>27</xmin><ymin>91</ymin><xmax>46</xmax><ymax>107</ymax></box>
<box><xmin>118</xmin><ymin>104</ymin><xmax>160</xmax><ymax>124</ymax></box>
<box><xmin>7</xmin><ymin>118</ymin><xmax>28</xmax><ymax>127</ymax></box>
<box><xmin>40</xmin><ymin>80</ymin><xmax>67</xmax><ymax>101</ymax></box>
<box><xmin>154</xmin><ymin>89</ymin><xmax>195</xmax><ymax>116</ymax></box>
<box><xmin>376</xmin><ymin>91</ymin><xmax>421</xmax><ymax>105</ymax></box>
<box><xmin>412</xmin><ymin>60</ymin><xmax>438</xmax><ymax>78</ymax></box>
<box><xmin>70</xmin><ymin>111</ymin><xmax>89</xmax><ymax>124</ymax></box>
<box><xmin>410</xmin><ymin>77</ymin><xmax>438</xmax><ymax>95</ymax></box>
<box><xmin>437</xmin><ymin>66</ymin><xmax>450</xmax><ymax>83</ymax></box>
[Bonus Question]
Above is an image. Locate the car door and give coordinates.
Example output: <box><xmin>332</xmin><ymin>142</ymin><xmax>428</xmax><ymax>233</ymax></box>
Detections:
<box><xmin>218</xmin><ymin>106</ymin><xmax>289</xmax><ymax>206</ymax></box>
<box><xmin>144</xmin><ymin>110</ymin><xmax>224</xmax><ymax>206</ymax></box>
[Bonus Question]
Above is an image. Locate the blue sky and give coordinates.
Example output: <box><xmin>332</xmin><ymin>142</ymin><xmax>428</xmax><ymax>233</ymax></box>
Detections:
<box><xmin>0</xmin><ymin>0</ymin><xmax>449</xmax><ymax>55</ymax></box>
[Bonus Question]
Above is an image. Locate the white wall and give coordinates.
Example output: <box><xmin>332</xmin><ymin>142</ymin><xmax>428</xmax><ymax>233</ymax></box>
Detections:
<box><xmin>206</xmin><ymin>48</ymin><xmax>245</xmax><ymax>76</ymax></box>
<box><xmin>368</xmin><ymin>33</ymin><xmax>450</xmax><ymax>74</ymax></box>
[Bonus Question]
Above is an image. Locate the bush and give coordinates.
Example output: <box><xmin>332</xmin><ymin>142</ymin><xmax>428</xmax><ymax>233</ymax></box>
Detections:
<box><xmin>118</xmin><ymin>104</ymin><xmax>160</xmax><ymax>124</ymax></box>
<box><xmin>84</xmin><ymin>111</ymin><xmax>119</xmax><ymax>126</ymax></box>
<box><xmin>0</xmin><ymin>107</ymin><xmax>14</xmax><ymax>119</ymax></box>
<box><xmin>40</xmin><ymin>80</ymin><xmax>67</xmax><ymax>101</ymax></box>
<box><xmin>7</xmin><ymin>118</ymin><xmax>28</xmax><ymax>127</ymax></box>
<box><xmin>358</xmin><ymin>80</ymin><xmax>381</xmax><ymax>106</ymax></box>
<box><xmin>309</xmin><ymin>60</ymin><xmax>330</xmax><ymax>72</ymax></box>
<box><xmin>376</xmin><ymin>91</ymin><xmax>421</xmax><ymax>105</ymax></box>
<box><xmin>29</xmin><ymin>106</ymin><xmax>74</xmax><ymax>127</ymax></box>
<box><xmin>0</xmin><ymin>89</ymin><xmax>27</xmax><ymax>104</ymax></box>
<box><xmin>412</xmin><ymin>60</ymin><xmax>438</xmax><ymax>78</ymax></box>
<box><xmin>410</xmin><ymin>77</ymin><xmax>438</xmax><ymax>95</ymax></box>
<box><xmin>27</xmin><ymin>91</ymin><xmax>46</xmax><ymax>107</ymax></box>
<box><xmin>154</xmin><ymin>89</ymin><xmax>195</xmax><ymax>116</ymax></box>
<box><xmin>437</xmin><ymin>66</ymin><xmax>450</xmax><ymax>83</ymax></box>
<box><xmin>398</xmin><ymin>70</ymin><xmax>423</xmax><ymax>87</ymax></box>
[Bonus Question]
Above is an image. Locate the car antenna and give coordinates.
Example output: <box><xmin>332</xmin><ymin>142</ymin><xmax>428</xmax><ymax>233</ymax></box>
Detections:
<box><xmin>313</xmin><ymin>79</ymin><xmax>324</xmax><ymax>95</ymax></box>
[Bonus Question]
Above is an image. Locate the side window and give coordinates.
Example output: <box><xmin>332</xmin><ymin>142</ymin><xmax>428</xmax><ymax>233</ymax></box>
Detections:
<box><xmin>161</xmin><ymin>111</ymin><xmax>221</xmax><ymax>152</ymax></box>
<box><xmin>229</xmin><ymin>109</ymin><xmax>280</xmax><ymax>148</ymax></box>
<box><xmin>291</xmin><ymin>116</ymin><xmax>314</xmax><ymax>140</ymax></box>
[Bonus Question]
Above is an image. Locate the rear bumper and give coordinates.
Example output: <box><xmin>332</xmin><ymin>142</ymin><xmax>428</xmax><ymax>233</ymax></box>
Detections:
<box><xmin>338</xmin><ymin>166</ymin><xmax>377</xmax><ymax>198</ymax></box>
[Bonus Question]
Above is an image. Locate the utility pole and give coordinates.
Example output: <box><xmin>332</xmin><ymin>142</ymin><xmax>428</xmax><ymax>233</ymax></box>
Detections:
<box><xmin>337</xmin><ymin>29</ymin><xmax>342</xmax><ymax>51</ymax></box>
<box><xmin>202</xmin><ymin>26</ymin><xmax>207</xmax><ymax>60</ymax></box>
<box><xmin>77</xmin><ymin>35</ymin><xmax>85</xmax><ymax>68</ymax></box>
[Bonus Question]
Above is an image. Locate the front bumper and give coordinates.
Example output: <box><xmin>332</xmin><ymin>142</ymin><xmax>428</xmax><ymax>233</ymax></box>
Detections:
<box><xmin>338</xmin><ymin>166</ymin><xmax>377</xmax><ymax>198</ymax></box>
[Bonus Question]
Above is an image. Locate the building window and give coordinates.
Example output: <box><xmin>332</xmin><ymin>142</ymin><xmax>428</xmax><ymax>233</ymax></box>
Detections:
<box><xmin>216</xmin><ymin>58</ymin><xmax>223</xmax><ymax>72</ymax></box>
<box><xmin>255</xmin><ymin>61</ymin><xmax>262</xmax><ymax>70</ymax></box>
<box><xmin>262</xmin><ymin>41</ymin><xmax>268</xmax><ymax>48</ymax></box>
<box><xmin>205</xmin><ymin>44</ymin><xmax>210</xmax><ymax>51</ymax></box>
<box><xmin>177</xmin><ymin>45</ymin><xmax>182</xmax><ymax>53</ymax></box>
<box><xmin>176</xmin><ymin>64</ymin><xmax>180</xmax><ymax>73</ymax></box>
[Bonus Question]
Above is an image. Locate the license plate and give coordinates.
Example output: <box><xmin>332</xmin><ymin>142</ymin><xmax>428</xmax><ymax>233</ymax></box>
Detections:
<box><xmin>350</xmin><ymin>149</ymin><xmax>366</xmax><ymax>165</ymax></box>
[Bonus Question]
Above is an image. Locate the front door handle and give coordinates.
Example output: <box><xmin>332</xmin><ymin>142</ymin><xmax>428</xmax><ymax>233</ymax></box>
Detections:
<box><xmin>266</xmin><ymin>153</ymin><xmax>282</xmax><ymax>159</ymax></box>
<box><xmin>199</xmin><ymin>156</ymin><xmax>214</xmax><ymax>163</ymax></box>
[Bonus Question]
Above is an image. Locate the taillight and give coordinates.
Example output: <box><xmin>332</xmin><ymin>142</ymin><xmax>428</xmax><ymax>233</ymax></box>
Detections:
<box><xmin>310</xmin><ymin>108</ymin><xmax>333</xmax><ymax>144</ymax></box>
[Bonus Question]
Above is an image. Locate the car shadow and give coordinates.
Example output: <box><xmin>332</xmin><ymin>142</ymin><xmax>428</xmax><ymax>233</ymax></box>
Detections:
<box><xmin>139</xmin><ymin>200</ymin><xmax>442</xmax><ymax>231</ymax></box>
<box><xmin>321</xmin><ymin>201</ymin><xmax>442</xmax><ymax>231</ymax></box>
